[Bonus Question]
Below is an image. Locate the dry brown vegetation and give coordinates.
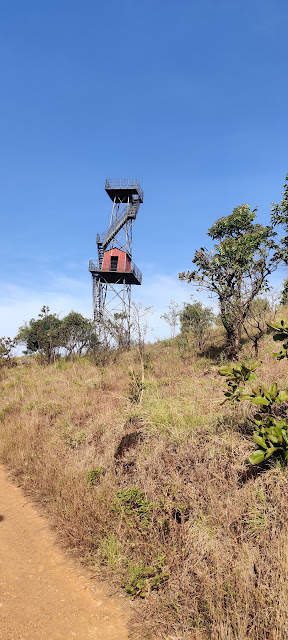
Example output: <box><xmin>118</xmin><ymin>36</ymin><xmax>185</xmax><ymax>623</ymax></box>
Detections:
<box><xmin>1</xmin><ymin>314</ymin><xmax>288</xmax><ymax>640</ymax></box>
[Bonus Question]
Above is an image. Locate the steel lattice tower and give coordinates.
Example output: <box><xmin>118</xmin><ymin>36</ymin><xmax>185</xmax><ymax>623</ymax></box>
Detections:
<box><xmin>89</xmin><ymin>179</ymin><xmax>143</xmax><ymax>346</ymax></box>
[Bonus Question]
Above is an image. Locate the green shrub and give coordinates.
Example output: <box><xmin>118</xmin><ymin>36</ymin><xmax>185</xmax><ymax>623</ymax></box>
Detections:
<box><xmin>123</xmin><ymin>555</ymin><xmax>168</xmax><ymax>598</ymax></box>
<box><xmin>219</xmin><ymin>320</ymin><xmax>288</xmax><ymax>466</ymax></box>
<box><xmin>219</xmin><ymin>361</ymin><xmax>261</xmax><ymax>405</ymax></box>
<box><xmin>86</xmin><ymin>466</ymin><xmax>105</xmax><ymax>486</ymax></box>
<box><xmin>267</xmin><ymin>320</ymin><xmax>288</xmax><ymax>360</ymax></box>
<box><xmin>115</xmin><ymin>487</ymin><xmax>153</xmax><ymax>529</ymax></box>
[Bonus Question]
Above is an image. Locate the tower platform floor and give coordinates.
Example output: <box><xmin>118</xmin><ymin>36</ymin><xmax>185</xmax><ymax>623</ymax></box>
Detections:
<box><xmin>89</xmin><ymin>266</ymin><xmax>142</xmax><ymax>285</ymax></box>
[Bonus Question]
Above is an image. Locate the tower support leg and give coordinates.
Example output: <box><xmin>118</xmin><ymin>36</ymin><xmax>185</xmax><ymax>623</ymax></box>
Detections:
<box><xmin>92</xmin><ymin>277</ymin><xmax>132</xmax><ymax>348</ymax></box>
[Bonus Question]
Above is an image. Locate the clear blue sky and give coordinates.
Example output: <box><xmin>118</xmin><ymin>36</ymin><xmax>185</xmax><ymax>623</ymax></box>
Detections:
<box><xmin>1</xmin><ymin>0</ymin><xmax>288</xmax><ymax>339</ymax></box>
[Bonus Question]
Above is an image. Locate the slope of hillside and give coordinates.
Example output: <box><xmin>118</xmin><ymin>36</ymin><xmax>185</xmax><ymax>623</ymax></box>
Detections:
<box><xmin>0</xmin><ymin>323</ymin><xmax>288</xmax><ymax>639</ymax></box>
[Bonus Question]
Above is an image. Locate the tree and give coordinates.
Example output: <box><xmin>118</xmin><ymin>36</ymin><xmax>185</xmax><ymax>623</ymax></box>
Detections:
<box><xmin>179</xmin><ymin>299</ymin><xmax>215</xmax><ymax>350</ymax></box>
<box><xmin>160</xmin><ymin>301</ymin><xmax>180</xmax><ymax>339</ymax></box>
<box><xmin>60</xmin><ymin>311</ymin><xmax>98</xmax><ymax>357</ymax></box>
<box><xmin>243</xmin><ymin>296</ymin><xmax>273</xmax><ymax>357</ymax></box>
<box><xmin>280</xmin><ymin>277</ymin><xmax>288</xmax><ymax>306</ymax></box>
<box><xmin>0</xmin><ymin>337</ymin><xmax>16</xmax><ymax>367</ymax></box>
<box><xmin>16</xmin><ymin>307</ymin><xmax>101</xmax><ymax>362</ymax></box>
<box><xmin>271</xmin><ymin>172</ymin><xmax>288</xmax><ymax>264</ymax></box>
<box><xmin>271</xmin><ymin>173</ymin><xmax>288</xmax><ymax>306</ymax></box>
<box><xmin>179</xmin><ymin>205</ymin><xmax>279</xmax><ymax>359</ymax></box>
<box><xmin>16</xmin><ymin>306</ymin><xmax>63</xmax><ymax>363</ymax></box>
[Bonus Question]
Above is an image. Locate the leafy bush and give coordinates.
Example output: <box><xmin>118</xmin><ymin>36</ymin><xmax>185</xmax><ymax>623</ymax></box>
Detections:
<box><xmin>86</xmin><ymin>466</ymin><xmax>105</xmax><ymax>486</ymax></box>
<box><xmin>219</xmin><ymin>320</ymin><xmax>288</xmax><ymax>466</ymax></box>
<box><xmin>115</xmin><ymin>487</ymin><xmax>153</xmax><ymax>530</ymax></box>
<box><xmin>123</xmin><ymin>556</ymin><xmax>168</xmax><ymax>598</ymax></box>
<box><xmin>240</xmin><ymin>384</ymin><xmax>288</xmax><ymax>465</ymax></box>
<box><xmin>267</xmin><ymin>319</ymin><xmax>288</xmax><ymax>360</ymax></box>
<box><xmin>219</xmin><ymin>361</ymin><xmax>261</xmax><ymax>405</ymax></box>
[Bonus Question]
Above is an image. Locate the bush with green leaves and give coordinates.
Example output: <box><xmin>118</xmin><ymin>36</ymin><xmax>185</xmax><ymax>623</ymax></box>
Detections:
<box><xmin>114</xmin><ymin>487</ymin><xmax>153</xmax><ymax>531</ymax></box>
<box><xmin>267</xmin><ymin>319</ymin><xmax>288</xmax><ymax>360</ymax></box>
<box><xmin>241</xmin><ymin>384</ymin><xmax>288</xmax><ymax>465</ymax></box>
<box><xmin>86</xmin><ymin>466</ymin><xmax>105</xmax><ymax>486</ymax></box>
<box><xmin>219</xmin><ymin>320</ymin><xmax>288</xmax><ymax>466</ymax></box>
<box><xmin>123</xmin><ymin>555</ymin><xmax>168</xmax><ymax>598</ymax></box>
<box><xmin>219</xmin><ymin>361</ymin><xmax>261</xmax><ymax>405</ymax></box>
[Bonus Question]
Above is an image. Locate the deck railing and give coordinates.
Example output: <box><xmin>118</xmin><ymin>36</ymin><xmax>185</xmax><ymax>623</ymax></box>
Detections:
<box><xmin>89</xmin><ymin>259</ymin><xmax>142</xmax><ymax>283</ymax></box>
<box><xmin>105</xmin><ymin>179</ymin><xmax>144</xmax><ymax>202</ymax></box>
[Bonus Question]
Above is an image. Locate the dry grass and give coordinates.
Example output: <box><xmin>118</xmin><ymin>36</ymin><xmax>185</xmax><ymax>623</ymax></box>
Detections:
<box><xmin>1</xmin><ymin>317</ymin><xmax>288</xmax><ymax>639</ymax></box>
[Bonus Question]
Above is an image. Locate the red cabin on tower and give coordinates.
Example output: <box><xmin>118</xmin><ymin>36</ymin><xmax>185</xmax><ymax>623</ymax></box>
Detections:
<box><xmin>97</xmin><ymin>247</ymin><xmax>141</xmax><ymax>285</ymax></box>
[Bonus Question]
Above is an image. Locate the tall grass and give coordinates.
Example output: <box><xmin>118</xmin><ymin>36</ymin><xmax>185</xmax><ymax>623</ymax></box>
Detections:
<box><xmin>0</xmin><ymin>322</ymin><xmax>288</xmax><ymax>639</ymax></box>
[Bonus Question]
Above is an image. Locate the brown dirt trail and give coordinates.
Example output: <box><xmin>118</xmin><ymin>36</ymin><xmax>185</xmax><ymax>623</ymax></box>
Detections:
<box><xmin>0</xmin><ymin>465</ymin><xmax>130</xmax><ymax>640</ymax></box>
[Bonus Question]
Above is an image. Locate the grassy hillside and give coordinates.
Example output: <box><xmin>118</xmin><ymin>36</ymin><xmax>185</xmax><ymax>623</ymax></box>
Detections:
<box><xmin>1</xmin><ymin>318</ymin><xmax>288</xmax><ymax>639</ymax></box>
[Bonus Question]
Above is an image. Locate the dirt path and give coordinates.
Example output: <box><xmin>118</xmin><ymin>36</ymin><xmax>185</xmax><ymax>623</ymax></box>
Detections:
<box><xmin>0</xmin><ymin>465</ymin><xmax>130</xmax><ymax>640</ymax></box>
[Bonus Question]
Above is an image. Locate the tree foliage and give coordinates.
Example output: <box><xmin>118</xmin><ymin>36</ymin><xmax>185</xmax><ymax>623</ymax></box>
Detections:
<box><xmin>180</xmin><ymin>205</ymin><xmax>279</xmax><ymax>359</ymax></box>
<box><xmin>179</xmin><ymin>299</ymin><xmax>215</xmax><ymax>350</ymax></box>
<box><xmin>0</xmin><ymin>337</ymin><xmax>16</xmax><ymax>368</ymax></box>
<box><xmin>271</xmin><ymin>172</ymin><xmax>288</xmax><ymax>264</ymax></box>
<box><xmin>280</xmin><ymin>277</ymin><xmax>288</xmax><ymax>306</ymax></box>
<box><xmin>60</xmin><ymin>311</ymin><xmax>98</xmax><ymax>357</ymax></box>
<box><xmin>17</xmin><ymin>306</ymin><xmax>62</xmax><ymax>363</ymax></box>
<box><xmin>16</xmin><ymin>306</ymin><xmax>99</xmax><ymax>362</ymax></box>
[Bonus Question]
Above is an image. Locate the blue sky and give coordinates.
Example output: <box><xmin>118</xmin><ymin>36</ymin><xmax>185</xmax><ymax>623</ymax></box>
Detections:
<box><xmin>1</xmin><ymin>0</ymin><xmax>288</xmax><ymax>340</ymax></box>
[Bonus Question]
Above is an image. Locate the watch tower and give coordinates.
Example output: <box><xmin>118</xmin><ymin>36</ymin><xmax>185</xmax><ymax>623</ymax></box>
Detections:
<box><xmin>89</xmin><ymin>179</ymin><xmax>143</xmax><ymax>346</ymax></box>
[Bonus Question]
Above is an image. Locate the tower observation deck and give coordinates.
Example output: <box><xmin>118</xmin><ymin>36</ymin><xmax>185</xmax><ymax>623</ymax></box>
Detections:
<box><xmin>89</xmin><ymin>179</ymin><xmax>143</xmax><ymax>346</ymax></box>
<box><xmin>105</xmin><ymin>179</ymin><xmax>143</xmax><ymax>203</ymax></box>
